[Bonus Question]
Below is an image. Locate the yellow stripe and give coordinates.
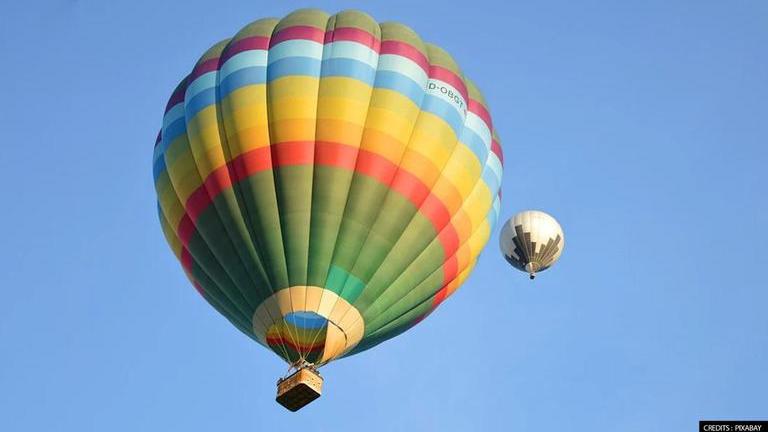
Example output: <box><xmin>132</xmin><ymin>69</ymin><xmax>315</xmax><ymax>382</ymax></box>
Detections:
<box><xmin>158</xmin><ymin>209</ymin><xmax>183</xmax><ymax>258</ymax></box>
<box><xmin>156</xmin><ymin>172</ymin><xmax>187</xmax><ymax>230</ymax></box>
<box><xmin>316</xmin><ymin>119</ymin><xmax>364</xmax><ymax>146</ymax></box>
<box><xmin>165</xmin><ymin>146</ymin><xmax>203</xmax><ymax>204</ymax></box>
<box><xmin>186</xmin><ymin>106</ymin><xmax>227</xmax><ymax>179</ymax></box>
<box><xmin>220</xmin><ymin>84</ymin><xmax>270</xmax><ymax>158</ymax></box>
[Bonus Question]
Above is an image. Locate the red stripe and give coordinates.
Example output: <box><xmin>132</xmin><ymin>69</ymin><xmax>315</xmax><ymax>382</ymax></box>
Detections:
<box><xmin>164</xmin><ymin>78</ymin><xmax>188</xmax><ymax>114</ymax></box>
<box><xmin>432</xmin><ymin>285</ymin><xmax>450</xmax><ymax>307</ymax></box>
<box><xmin>380</xmin><ymin>40</ymin><xmax>429</xmax><ymax>74</ymax></box>
<box><xmin>421</xmin><ymin>194</ymin><xmax>452</xmax><ymax>230</ymax></box>
<box><xmin>191</xmin><ymin>280</ymin><xmax>206</xmax><ymax>297</ymax></box>
<box><xmin>468</xmin><ymin>99</ymin><xmax>493</xmax><ymax>131</ymax></box>
<box><xmin>181</xmin><ymin>248</ymin><xmax>194</xmax><ymax>272</ymax></box>
<box><xmin>432</xmin><ymin>258</ymin><xmax>459</xmax><ymax>309</ymax></box>
<box><xmin>270</xmin><ymin>25</ymin><xmax>325</xmax><ymax>46</ymax></box>
<box><xmin>438</xmin><ymin>226</ymin><xmax>460</xmax><ymax>259</ymax></box>
<box><xmin>231</xmin><ymin>146</ymin><xmax>272</xmax><ymax>183</ymax></box>
<box><xmin>491</xmin><ymin>139</ymin><xmax>503</xmax><ymax>166</ymax></box>
<box><xmin>389</xmin><ymin>170</ymin><xmax>431</xmax><ymax>207</ymax></box>
<box><xmin>178</xmin><ymin>214</ymin><xmax>196</xmax><ymax>246</ymax></box>
<box><xmin>442</xmin><ymin>256</ymin><xmax>459</xmax><ymax>284</ymax></box>
<box><xmin>185</xmin><ymin>167</ymin><xmax>233</xmax><ymax>221</ymax></box>
<box><xmin>315</xmin><ymin>141</ymin><xmax>358</xmax><ymax>167</ymax></box>
<box><xmin>429</xmin><ymin>65</ymin><xmax>468</xmax><ymax>103</ymax></box>
<box><xmin>189</xmin><ymin>57</ymin><xmax>221</xmax><ymax>82</ymax></box>
<box><xmin>355</xmin><ymin>150</ymin><xmax>398</xmax><ymax>184</ymax></box>
<box><xmin>221</xmin><ymin>36</ymin><xmax>270</xmax><ymax>63</ymax></box>
<box><xmin>324</xmin><ymin>27</ymin><xmax>381</xmax><ymax>51</ymax></box>
<box><xmin>271</xmin><ymin>141</ymin><xmax>315</xmax><ymax>166</ymax></box>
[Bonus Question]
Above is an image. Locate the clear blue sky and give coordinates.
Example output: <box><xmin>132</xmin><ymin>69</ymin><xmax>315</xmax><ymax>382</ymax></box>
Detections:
<box><xmin>1</xmin><ymin>1</ymin><xmax>766</xmax><ymax>430</ymax></box>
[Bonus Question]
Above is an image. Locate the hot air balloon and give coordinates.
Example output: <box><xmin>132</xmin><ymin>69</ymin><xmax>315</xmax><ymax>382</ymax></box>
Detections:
<box><xmin>152</xmin><ymin>8</ymin><xmax>503</xmax><ymax>411</ymax></box>
<box><xmin>500</xmin><ymin>210</ymin><xmax>564</xmax><ymax>280</ymax></box>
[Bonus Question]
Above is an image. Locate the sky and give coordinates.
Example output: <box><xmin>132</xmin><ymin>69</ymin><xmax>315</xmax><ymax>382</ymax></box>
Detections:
<box><xmin>1</xmin><ymin>0</ymin><xmax>767</xmax><ymax>430</ymax></box>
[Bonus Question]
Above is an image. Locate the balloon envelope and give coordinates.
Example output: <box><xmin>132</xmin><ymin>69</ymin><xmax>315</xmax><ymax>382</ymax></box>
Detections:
<box><xmin>500</xmin><ymin>210</ymin><xmax>564</xmax><ymax>279</ymax></box>
<box><xmin>153</xmin><ymin>9</ymin><xmax>503</xmax><ymax>365</ymax></box>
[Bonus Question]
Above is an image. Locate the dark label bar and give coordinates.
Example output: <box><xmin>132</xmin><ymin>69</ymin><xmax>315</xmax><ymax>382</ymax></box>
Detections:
<box><xmin>700</xmin><ymin>421</ymin><xmax>767</xmax><ymax>432</ymax></box>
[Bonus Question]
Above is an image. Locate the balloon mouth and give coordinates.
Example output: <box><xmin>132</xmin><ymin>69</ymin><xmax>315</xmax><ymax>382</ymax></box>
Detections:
<box><xmin>252</xmin><ymin>286</ymin><xmax>365</xmax><ymax>365</ymax></box>
<box><xmin>524</xmin><ymin>262</ymin><xmax>539</xmax><ymax>280</ymax></box>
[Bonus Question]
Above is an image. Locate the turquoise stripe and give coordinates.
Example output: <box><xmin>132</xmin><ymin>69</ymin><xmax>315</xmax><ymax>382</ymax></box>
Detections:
<box><xmin>162</xmin><ymin>103</ymin><xmax>186</xmax><ymax>130</ymax></box>
<box><xmin>268</xmin><ymin>39</ymin><xmax>323</xmax><ymax>63</ymax></box>
<box><xmin>322</xmin><ymin>41</ymin><xmax>378</xmax><ymax>68</ymax></box>
<box><xmin>486</xmin><ymin>156</ymin><xmax>503</xmax><ymax>183</ymax></box>
<box><xmin>487</xmin><ymin>198</ymin><xmax>501</xmax><ymax>228</ymax></box>
<box><xmin>220</xmin><ymin>51</ymin><xmax>267</xmax><ymax>79</ymax></box>
<box><xmin>186</xmin><ymin>72</ymin><xmax>218</xmax><ymax>101</ymax></box>
<box><xmin>378</xmin><ymin>54</ymin><xmax>428</xmax><ymax>85</ymax></box>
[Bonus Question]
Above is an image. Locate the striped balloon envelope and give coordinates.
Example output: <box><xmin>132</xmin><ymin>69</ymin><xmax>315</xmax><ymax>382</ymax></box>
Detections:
<box><xmin>153</xmin><ymin>9</ymin><xmax>503</xmax><ymax>367</ymax></box>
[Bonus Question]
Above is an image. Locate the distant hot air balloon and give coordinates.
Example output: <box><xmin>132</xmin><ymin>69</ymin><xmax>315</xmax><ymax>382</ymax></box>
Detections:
<box><xmin>152</xmin><ymin>8</ymin><xmax>503</xmax><ymax>410</ymax></box>
<box><xmin>500</xmin><ymin>210</ymin><xmax>564</xmax><ymax>279</ymax></box>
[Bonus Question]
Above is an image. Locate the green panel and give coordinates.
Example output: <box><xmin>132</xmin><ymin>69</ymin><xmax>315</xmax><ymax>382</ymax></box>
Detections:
<box><xmin>232</xmin><ymin>171</ymin><xmax>290</xmax><ymax>289</ymax></box>
<box><xmin>158</xmin><ymin>210</ymin><xmax>256</xmax><ymax>337</ymax></box>
<box><xmin>364</xmin><ymin>266</ymin><xmax>444</xmax><ymax>331</ymax></box>
<box><xmin>346</xmin><ymin>190</ymin><xmax>421</xmax><ymax>285</ymax></box>
<box><xmin>353</xmin><ymin>214</ymin><xmax>441</xmax><ymax>309</ymax></box>
<box><xmin>307</xmin><ymin>166</ymin><xmax>354</xmax><ymax>287</ymax></box>
<box><xmin>272</xmin><ymin>165</ymin><xmax>314</xmax><ymax>286</ymax></box>
<box><xmin>194</xmin><ymin>191</ymin><xmax>275</xmax><ymax>307</ymax></box>
<box><xmin>185</xmin><ymin>225</ymin><xmax>257</xmax><ymax>315</ymax></box>
<box><xmin>348</xmin><ymin>298</ymin><xmax>432</xmax><ymax>356</ymax></box>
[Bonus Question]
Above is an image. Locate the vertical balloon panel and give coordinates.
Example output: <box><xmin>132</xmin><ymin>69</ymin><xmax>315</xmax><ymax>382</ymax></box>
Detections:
<box><xmin>267</xmin><ymin>10</ymin><xmax>328</xmax><ymax>290</ymax></box>
<box><xmin>307</xmin><ymin>11</ymin><xmax>381</xmax><ymax>299</ymax></box>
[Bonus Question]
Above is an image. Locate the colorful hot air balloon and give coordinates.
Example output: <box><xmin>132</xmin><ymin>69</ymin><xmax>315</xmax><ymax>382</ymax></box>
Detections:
<box><xmin>500</xmin><ymin>210</ymin><xmax>564</xmax><ymax>279</ymax></box>
<box><xmin>152</xmin><ymin>8</ymin><xmax>503</xmax><ymax>409</ymax></box>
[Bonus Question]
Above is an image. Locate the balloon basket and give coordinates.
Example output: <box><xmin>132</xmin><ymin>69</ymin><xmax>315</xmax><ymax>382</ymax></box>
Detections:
<box><xmin>276</xmin><ymin>367</ymin><xmax>323</xmax><ymax>411</ymax></box>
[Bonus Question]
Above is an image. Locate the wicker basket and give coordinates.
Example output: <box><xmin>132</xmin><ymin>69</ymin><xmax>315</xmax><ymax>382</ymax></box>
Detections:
<box><xmin>276</xmin><ymin>368</ymin><xmax>323</xmax><ymax>411</ymax></box>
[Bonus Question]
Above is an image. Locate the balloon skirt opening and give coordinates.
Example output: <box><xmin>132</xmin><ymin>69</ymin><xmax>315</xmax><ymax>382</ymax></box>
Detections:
<box><xmin>276</xmin><ymin>367</ymin><xmax>323</xmax><ymax>412</ymax></box>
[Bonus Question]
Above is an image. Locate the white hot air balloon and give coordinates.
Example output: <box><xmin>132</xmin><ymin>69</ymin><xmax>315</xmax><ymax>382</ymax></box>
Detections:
<box><xmin>500</xmin><ymin>210</ymin><xmax>564</xmax><ymax>279</ymax></box>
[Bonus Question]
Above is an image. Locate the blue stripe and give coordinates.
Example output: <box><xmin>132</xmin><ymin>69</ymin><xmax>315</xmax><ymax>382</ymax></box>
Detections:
<box><xmin>152</xmin><ymin>157</ymin><xmax>166</xmax><ymax>181</ymax></box>
<box><xmin>267</xmin><ymin>57</ymin><xmax>321</xmax><ymax>82</ymax></box>
<box><xmin>161</xmin><ymin>118</ymin><xmax>187</xmax><ymax>153</ymax></box>
<box><xmin>459</xmin><ymin>128</ymin><xmax>490</xmax><ymax>165</ymax></box>
<box><xmin>321</xmin><ymin>58</ymin><xmax>376</xmax><ymax>86</ymax></box>
<box><xmin>180</xmin><ymin>66</ymin><xmax>268</xmax><ymax>120</ymax></box>
<box><xmin>481</xmin><ymin>165</ymin><xmax>501</xmax><ymax>195</ymax></box>
<box><xmin>422</xmin><ymin>95</ymin><xmax>465</xmax><ymax>135</ymax></box>
<box><xmin>219</xmin><ymin>66</ymin><xmax>266</xmax><ymax>98</ymax></box>
<box><xmin>284</xmin><ymin>311</ymin><xmax>327</xmax><ymax>329</ymax></box>
<box><xmin>373</xmin><ymin>71</ymin><xmax>424</xmax><ymax>106</ymax></box>
<box><xmin>185</xmin><ymin>87</ymin><xmax>216</xmax><ymax>119</ymax></box>
<box><xmin>486</xmin><ymin>200</ymin><xmax>500</xmax><ymax>229</ymax></box>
